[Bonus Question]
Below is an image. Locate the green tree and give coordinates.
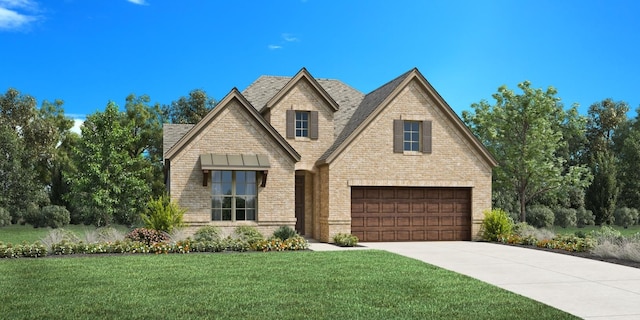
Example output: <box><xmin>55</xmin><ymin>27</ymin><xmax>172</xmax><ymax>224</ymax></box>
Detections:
<box><xmin>612</xmin><ymin>109</ymin><xmax>640</xmax><ymax>210</ymax></box>
<box><xmin>462</xmin><ymin>81</ymin><xmax>591</xmax><ymax>222</ymax></box>
<box><xmin>585</xmin><ymin>150</ymin><xmax>618</xmax><ymax>224</ymax></box>
<box><xmin>0</xmin><ymin>89</ymin><xmax>72</xmax><ymax>222</ymax></box>
<box><xmin>67</xmin><ymin>102</ymin><xmax>151</xmax><ymax>226</ymax></box>
<box><xmin>584</xmin><ymin>99</ymin><xmax>628</xmax><ymax>224</ymax></box>
<box><xmin>163</xmin><ymin>89</ymin><xmax>215</xmax><ymax>124</ymax></box>
<box><xmin>123</xmin><ymin>94</ymin><xmax>165</xmax><ymax>197</ymax></box>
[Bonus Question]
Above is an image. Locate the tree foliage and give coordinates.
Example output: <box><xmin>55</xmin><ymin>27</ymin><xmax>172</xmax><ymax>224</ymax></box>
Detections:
<box><xmin>0</xmin><ymin>88</ymin><xmax>72</xmax><ymax>223</ymax></box>
<box><xmin>462</xmin><ymin>81</ymin><xmax>591</xmax><ymax>222</ymax></box>
<box><xmin>612</xmin><ymin>110</ymin><xmax>640</xmax><ymax>210</ymax></box>
<box><xmin>67</xmin><ymin>102</ymin><xmax>151</xmax><ymax>226</ymax></box>
<box><xmin>163</xmin><ymin>89</ymin><xmax>215</xmax><ymax>124</ymax></box>
<box><xmin>584</xmin><ymin>99</ymin><xmax>628</xmax><ymax>224</ymax></box>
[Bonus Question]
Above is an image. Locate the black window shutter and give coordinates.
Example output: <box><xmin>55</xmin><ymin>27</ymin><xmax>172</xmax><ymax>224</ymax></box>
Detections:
<box><xmin>309</xmin><ymin>111</ymin><xmax>319</xmax><ymax>139</ymax></box>
<box><xmin>286</xmin><ymin>110</ymin><xmax>295</xmax><ymax>138</ymax></box>
<box><xmin>422</xmin><ymin>120</ymin><xmax>432</xmax><ymax>154</ymax></box>
<box><xmin>393</xmin><ymin>119</ymin><xmax>403</xmax><ymax>153</ymax></box>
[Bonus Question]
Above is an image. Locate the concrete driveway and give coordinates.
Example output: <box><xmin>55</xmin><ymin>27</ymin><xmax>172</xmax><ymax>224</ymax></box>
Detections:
<box><xmin>354</xmin><ymin>241</ymin><xmax>640</xmax><ymax>320</ymax></box>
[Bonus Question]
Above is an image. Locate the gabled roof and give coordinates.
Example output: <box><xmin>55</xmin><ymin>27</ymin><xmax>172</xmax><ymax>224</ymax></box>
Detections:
<box><xmin>242</xmin><ymin>71</ymin><xmax>364</xmax><ymax>138</ymax></box>
<box><xmin>245</xmin><ymin>68</ymin><xmax>340</xmax><ymax>113</ymax></box>
<box><xmin>318</xmin><ymin>68</ymin><xmax>498</xmax><ymax>167</ymax></box>
<box><xmin>163</xmin><ymin>124</ymin><xmax>194</xmax><ymax>158</ymax></box>
<box><xmin>164</xmin><ymin>88</ymin><xmax>301</xmax><ymax>162</ymax></box>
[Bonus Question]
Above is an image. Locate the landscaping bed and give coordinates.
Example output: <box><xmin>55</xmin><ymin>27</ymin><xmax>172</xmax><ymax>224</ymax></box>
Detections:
<box><xmin>506</xmin><ymin>242</ymin><xmax>640</xmax><ymax>269</ymax></box>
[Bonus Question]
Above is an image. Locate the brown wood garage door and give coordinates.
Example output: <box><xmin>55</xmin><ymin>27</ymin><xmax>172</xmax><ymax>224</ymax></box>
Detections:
<box><xmin>351</xmin><ymin>187</ymin><xmax>471</xmax><ymax>241</ymax></box>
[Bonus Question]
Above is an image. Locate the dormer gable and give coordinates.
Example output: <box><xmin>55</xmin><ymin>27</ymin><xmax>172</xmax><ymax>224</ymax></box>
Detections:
<box><xmin>263</xmin><ymin>67</ymin><xmax>340</xmax><ymax>114</ymax></box>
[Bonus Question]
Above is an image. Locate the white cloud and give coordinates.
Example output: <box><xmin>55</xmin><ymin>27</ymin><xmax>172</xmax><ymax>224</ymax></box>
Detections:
<box><xmin>70</xmin><ymin>118</ymin><xmax>84</xmax><ymax>135</ymax></box>
<box><xmin>282</xmin><ymin>33</ymin><xmax>298</xmax><ymax>42</ymax></box>
<box><xmin>0</xmin><ymin>0</ymin><xmax>38</xmax><ymax>30</ymax></box>
<box><xmin>268</xmin><ymin>44</ymin><xmax>282</xmax><ymax>50</ymax></box>
<box><xmin>127</xmin><ymin>0</ymin><xmax>148</xmax><ymax>5</ymax></box>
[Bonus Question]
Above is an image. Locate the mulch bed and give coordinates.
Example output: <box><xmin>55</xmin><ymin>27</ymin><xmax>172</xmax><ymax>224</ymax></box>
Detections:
<box><xmin>504</xmin><ymin>243</ymin><xmax>640</xmax><ymax>269</ymax></box>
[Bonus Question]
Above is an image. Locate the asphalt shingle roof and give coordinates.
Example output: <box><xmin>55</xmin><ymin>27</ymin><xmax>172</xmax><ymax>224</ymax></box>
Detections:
<box><xmin>318</xmin><ymin>69</ymin><xmax>414</xmax><ymax>161</ymax></box>
<box><xmin>163</xmin><ymin>123</ymin><xmax>194</xmax><ymax>158</ymax></box>
<box><xmin>242</xmin><ymin>75</ymin><xmax>364</xmax><ymax>138</ymax></box>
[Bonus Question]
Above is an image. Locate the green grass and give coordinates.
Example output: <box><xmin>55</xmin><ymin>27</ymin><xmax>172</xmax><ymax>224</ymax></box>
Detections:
<box><xmin>0</xmin><ymin>251</ymin><xmax>577</xmax><ymax>320</ymax></box>
<box><xmin>0</xmin><ymin>224</ymin><xmax>131</xmax><ymax>244</ymax></box>
<box><xmin>552</xmin><ymin>225</ymin><xmax>640</xmax><ymax>237</ymax></box>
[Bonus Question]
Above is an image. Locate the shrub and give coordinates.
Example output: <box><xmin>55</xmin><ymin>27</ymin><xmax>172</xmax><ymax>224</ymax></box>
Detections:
<box><xmin>40</xmin><ymin>229</ymin><xmax>80</xmax><ymax>252</ymax></box>
<box><xmin>614</xmin><ymin>207</ymin><xmax>639</xmax><ymax>229</ymax></box>
<box><xmin>0</xmin><ymin>207</ymin><xmax>10</xmax><ymax>227</ymax></box>
<box><xmin>84</xmin><ymin>227</ymin><xmax>126</xmax><ymax>243</ymax></box>
<box><xmin>333</xmin><ymin>233</ymin><xmax>359</xmax><ymax>247</ymax></box>
<box><xmin>592</xmin><ymin>237</ymin><xmax>640</xmax><ymax>262</ymax></box>
<box><xmin>272</xmin><ymin>226</ymin><xmax>298</xmax><ymax>241</ymax></box>
<box><xmin>481</xmin><ymin>209</ymin><xmax>513</xmax><ymax>241</ymax></box>
<box><xmin>125</xmin><ymin>228</ymin><xmax>169</xmax><ymax>245</ymax></box>
<box><xmin>576</xmin><ymin>207</ymin><xmax>595</xmax><ymax>227</ymax></box>
<box><xmin>140</xmin><ymin>195</ymin><xmax>185</xmax><ymax>233</ymax></box>
<box><xmin>553</xmin><ymin>207</ymin><xmax>577</xmax><ymax>228</ymax></box>
<box><xmin>193</xmin><ymin>226</ymin><xmax>222</xmax><ymax>242</ymax></box>
<box><xmin>0</xmin><ymin>242</ymin><xmax>48</xmax><ymax>258</ymax></box>
<box><xmin>253</xmin><ymin>235</ymin><xmax>309</xmax><ymax>252</ymax></box>
<box><xmin>591</xmin><ymin>225</ymin><xmax>623</xmax><ymax>244</ymax></box>
<box><xmin>234</xmin><ymin>226</ymin><xmax>264</xmax><ymax>246</ymax></box>
<box><xmin>42</xmin><ymin>205</ymin><xmax>71</xmax><ymax>228</ymax></box>
<box><xmin>24</xmin><ymin>205</ymin><xmax>70</xmax><ymax>228</ymax></box>
<box><xmin>526</xmin><ymin>205</ymin><xmax>554</xmax><ymax>229</ymax></box>
<box><xmin>512</xmin><ymin>222</ymin><xmax>554</xmax><ymax>243</ymax></box>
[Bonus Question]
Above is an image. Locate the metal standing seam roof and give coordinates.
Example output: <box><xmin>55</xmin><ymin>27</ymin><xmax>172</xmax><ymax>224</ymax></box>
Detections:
<box><xmin>200</xmin><ymin>154</ymin><xmax>270</xmax><ymax>170</ymax></box>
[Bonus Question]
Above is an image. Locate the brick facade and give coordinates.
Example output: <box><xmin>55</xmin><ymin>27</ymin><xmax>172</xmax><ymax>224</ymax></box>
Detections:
<box><xmin>164</xmin><ymin>68</ymin><xmax>496</xmax><ymax>242</ymax></box>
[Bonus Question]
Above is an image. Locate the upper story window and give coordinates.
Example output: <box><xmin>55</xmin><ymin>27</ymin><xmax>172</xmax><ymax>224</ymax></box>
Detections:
<box><xmin>286</xmin><ymin>110</ymin><xmax>319</xmax><ymax>140</ymax></box>
<box><xmin>403</xmin><ymin>121</ymin><xmax>421</xmax><ymax>151</ymax></box>
<box><xmin>295</xmin><ymin>111</ymin><xmax>309</xmax><ymax>137</ymax></box>
<box><xmin>394</xmin><ymin>119</ymin><xmax>432</xmax><ymax>154</ymax></box>
<box><xmin>211</xmin><ymin>171</ymin><xmax>257</xmax><ymax>221</ymax></box>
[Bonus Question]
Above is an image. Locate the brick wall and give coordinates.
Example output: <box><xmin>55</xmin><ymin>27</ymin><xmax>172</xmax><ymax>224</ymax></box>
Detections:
<box><xmin>168</xmin><ymin>99</ymin><xmax>297</xmax><ymax>237</ymax></box>
<box><xmin>320</xmin><ymin>79</ymin><xmax>493</xmax><ymax>241</ymax></box>
<box><xmin>268</xmin><ymin>78</ymin><xmax>336</xmax><ymax>172</ymax></box>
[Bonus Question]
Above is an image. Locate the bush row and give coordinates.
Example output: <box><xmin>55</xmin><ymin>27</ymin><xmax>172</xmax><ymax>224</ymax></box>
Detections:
<box><xmin>0</xmin><ymin>225</ymin><xmax>309</xmax><ymax>258</ymax></box>
<box><xmin>514</xmin><ymin>205</ymin><xmax>638</xmax><ymax>229</ymax></box>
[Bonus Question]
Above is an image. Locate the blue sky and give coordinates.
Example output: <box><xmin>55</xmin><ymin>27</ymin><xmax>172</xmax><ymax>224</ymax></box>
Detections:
<box><xmin>1</xmin><ymin>0</ymin><xmax>639</xmax><ymax>127</ymax></box>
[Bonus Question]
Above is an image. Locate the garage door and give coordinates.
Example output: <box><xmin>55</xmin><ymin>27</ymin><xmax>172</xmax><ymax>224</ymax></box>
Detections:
<box><xmin>351</xmin><ymin>187</ymin><xmax>471</xmax><ymax>242</ymax></box>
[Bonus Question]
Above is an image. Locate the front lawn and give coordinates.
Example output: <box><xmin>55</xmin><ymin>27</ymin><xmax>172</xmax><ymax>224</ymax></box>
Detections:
<box><xmin>552</xmin><ymin>225</ymin><xmax>640</xmax><ymax>237</ymax></box>
<box><xmin>0</xmin><ymin>251</ymin><xmax>576</xmax><ymax>319</ymax></box>
<box><xmin>0</xmin><ymin>224</ymin><xmax>131</xmax><ymax>244</ymax></box>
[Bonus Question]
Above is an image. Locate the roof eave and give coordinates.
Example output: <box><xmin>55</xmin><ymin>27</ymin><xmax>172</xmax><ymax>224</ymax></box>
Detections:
<box><xmin>164</xmin><ymin>88</ymin><xmax>300</xmax><ymax>162</ymax></box>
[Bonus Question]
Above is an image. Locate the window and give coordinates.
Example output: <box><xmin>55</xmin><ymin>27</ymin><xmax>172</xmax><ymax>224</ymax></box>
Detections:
<box><xmin>295</xmin><ymin>111</ymin><xmax>309</xmax><ymax>137</ymax></box>
<box><xmin>211</xmin><ymin>171</ymin><xmax>257</xmax><ymax>221</ymax></box>
<box><xmin>286</xmin><ymin>110</ymin><xmax>318</xmax><ymax>139</ymax></box>
<box><xmin>403</xmin><ymin>121</ymin><xmax>421</xmax><ymax>151</ymax></box>
<box><xmin>394</xmin><ymin>119</ymin><xmax>432</xmax><ymax>154</ymax></box>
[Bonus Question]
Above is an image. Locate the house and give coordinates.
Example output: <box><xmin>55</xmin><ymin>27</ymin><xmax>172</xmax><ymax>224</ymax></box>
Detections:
<box><xmin>163</xmin><ymin>67</ymin><xmax>497</xmax><ymax>242</ymax></box>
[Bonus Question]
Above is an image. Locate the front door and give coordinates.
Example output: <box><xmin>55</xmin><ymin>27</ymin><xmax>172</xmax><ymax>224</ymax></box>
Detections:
<box><xmin>295</xmin><ymin>175</ymin><xmax>305</xmax><ymax>235</ymax></box>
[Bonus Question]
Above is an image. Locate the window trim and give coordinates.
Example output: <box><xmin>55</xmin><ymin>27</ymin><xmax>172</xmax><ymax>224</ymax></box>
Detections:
<box><xmin>286</xmin><ymin>109</ymin><xmax>319</xmax><ymax>140</ymax></box>
<box><xmin>394</xmin><ymin>119</ymin><xmax>432</xmax><ymax>154</ymax></box>
<box><xmin>211</xmin><ymin>170</ymin><xmax>257</xmax><ymax>222</ymax></box>
<box><xmin>295</xmin><ymin>111</ymin><xmax>310</xmax><ymax>138</ymax></box>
